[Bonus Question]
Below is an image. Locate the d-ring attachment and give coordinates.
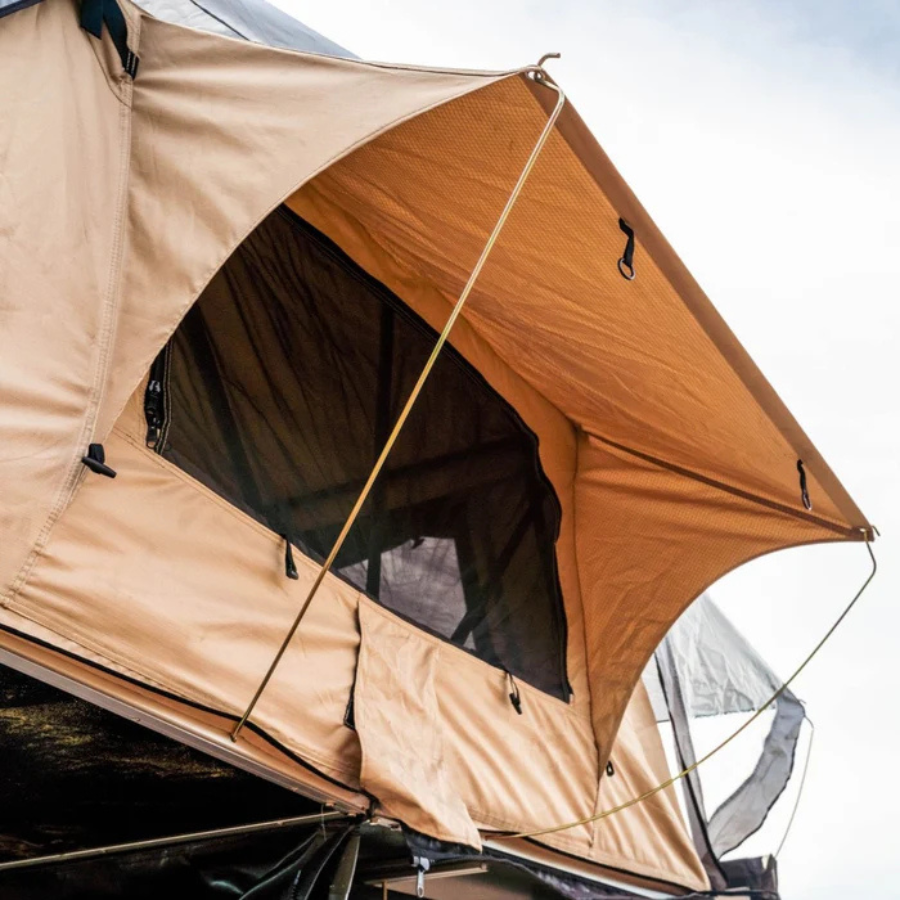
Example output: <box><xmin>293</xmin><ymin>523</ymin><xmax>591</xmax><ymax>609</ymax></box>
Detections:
<box><xmin>617</xmin><ymin>217</ymin><xmax>636</xmax><ymax>281</ymax></box>
<box><xmin>617</xmin><ymin>258</ymin><xmax>636</xmax><ymax>281</ymax></box>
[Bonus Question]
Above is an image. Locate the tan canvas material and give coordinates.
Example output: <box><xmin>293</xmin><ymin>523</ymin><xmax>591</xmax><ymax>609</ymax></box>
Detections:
<box><xmin>354</xmin><ymin>600</ymin><xmax>481</xmax><ymax>847</ymax></box>
<box><xmin>0</xmin><ymin>0</ymin><xmax>871</xmax><ymax>889</ymax></box>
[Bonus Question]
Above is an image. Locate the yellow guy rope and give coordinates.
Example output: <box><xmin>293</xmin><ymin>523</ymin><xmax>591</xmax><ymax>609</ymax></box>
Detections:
<box><xmin>493</xmin><ymin>535</ymin><xmax>877</xmax><ymax>841</ymax></box>
<box><xmin>231</xmin><ymin>68</ymin><xmax>567</xmax><ymax>742</ymax></box>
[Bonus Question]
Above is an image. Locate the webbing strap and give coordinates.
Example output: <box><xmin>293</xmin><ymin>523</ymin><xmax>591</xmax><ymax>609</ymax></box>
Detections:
<box><xmin>80</xmin><ymin>0</ymin><xmax>139</xmax><ymax>78</ymax></box>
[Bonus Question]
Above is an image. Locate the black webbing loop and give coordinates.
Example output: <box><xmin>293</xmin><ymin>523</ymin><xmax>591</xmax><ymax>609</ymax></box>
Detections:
<box><xmin>80</xmin><ymin>0</ymin><xmax>139</xmax><ymax>78</ymax></box>
<box><xmin>606</xmin><ymin>760</ymin><xmax>615</xmax><ymax>777</ymax></box>
<box><xmin>282</xmin><ymin>535</ymin><xmax>299</xmax><ymax>580</ymax></box>
<box><xmin>796</xmin><ymin>460</ymin><xmax>812</xmax><ymax>511</ymax></box>
<box><xmin>617</xmin><ymin>218</ymin><xmax>636</xmax><ymax>281</ymax></box>
<box><xmin>506</xmin><ymin>670</ymin><xmax>523</xmax><ymax>715</ymax></box>
<box><xmin>81</xmin><ymin>443</ymin><xmax>117</xmax><ymax>478</ymax></box>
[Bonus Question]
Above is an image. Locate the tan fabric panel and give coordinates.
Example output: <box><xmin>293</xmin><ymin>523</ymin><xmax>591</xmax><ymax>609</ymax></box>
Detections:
<box><xmin>290</xmin><ymin>74</ymin><xmax>867</xmax><ymax>534</ymax></box>
<box><xmin>0</xmin><ymin>0</ymin><xmax>133</xmax><ymax>607</ymax></box>
<box><xmin>0</xmin><ymin>0</ymin><xmax>515</xmax><ymax>616</ymax></box>
<box><xmin>0</xmin><ymin>622</ymin><xmax>368</xmax><ymax>812</ymax></box>
<box><xmin>355</xmin><ymin>601</ymin><xmax>480</xmax><ymax>847</ymax></box>
<box><xmin>4</xmin><ymin>385</ymin><xmax>706</xmax><ymax>885</ymax></box>
<box><xmin>525</xmin><ymin>84</ymin><xmax>868</xmax><ymax>533</ymax></box>
<box><xmin>430</xmin><ymin>621</ymin><xmax>597</xmax><ymax>857</ymax></box>
<box><xmin>590</xmin><ymin>679</ymin><xmax>707</xmax><ymax>890</ymax></box>
<box><xmin>8</xmin><ymin>386</ymin><xmax>364</xmax><ymax>789</ymax></box>
<box><xmin>575</xmin><ymin>434</ymin><xmax>848</xmax><ymax>756</ymax></box>
<box><xmin>98</xmin><ymin>7</ymin><xmax>516</xmax><ymax>444</ymax></box>
<box><xmin>1</xmin><ymin>389</ymin><xmax>601</xmax><ymax>861</ymax></box>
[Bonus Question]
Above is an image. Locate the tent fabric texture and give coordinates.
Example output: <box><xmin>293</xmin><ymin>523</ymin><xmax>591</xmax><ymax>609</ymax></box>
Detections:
<box><xmin>0</xmin><ymin>0</ymin><xmax>872</xmax><ymax>894</ymax></box>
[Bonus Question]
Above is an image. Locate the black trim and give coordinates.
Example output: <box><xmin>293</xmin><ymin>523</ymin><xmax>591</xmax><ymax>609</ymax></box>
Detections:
<box><xmin>519</xmin><ymin>837</ymin><xmax>700</xmax><ymax>896</ymax></box>
<box><xmin>79</xmin><ymin>0</ymin><xmax>139</xmax><ymax>78</ymax></box>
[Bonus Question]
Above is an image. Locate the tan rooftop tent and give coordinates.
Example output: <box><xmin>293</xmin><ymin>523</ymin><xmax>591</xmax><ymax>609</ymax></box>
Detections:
<box><xmin>0</xmin><ymin>0</ymin><xmax>874</xmax><ymax>895</ymax></box>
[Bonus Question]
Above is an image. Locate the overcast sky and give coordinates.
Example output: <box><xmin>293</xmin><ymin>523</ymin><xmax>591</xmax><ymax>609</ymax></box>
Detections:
<box><xmin>270</xmin><ymin>1</ymin><xmax>899</xmax><ymax>894</ymax></box>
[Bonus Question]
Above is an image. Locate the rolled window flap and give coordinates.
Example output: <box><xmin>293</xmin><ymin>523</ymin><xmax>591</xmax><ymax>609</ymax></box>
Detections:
<box><xmin>353</xmin><ymin>600</ymin><xmax>480</xmax><ymax>849</ymax></box>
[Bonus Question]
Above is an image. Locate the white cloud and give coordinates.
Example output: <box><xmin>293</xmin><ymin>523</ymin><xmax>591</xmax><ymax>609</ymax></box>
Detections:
<box><xmin>270</xmin><ymin>1</ymin><xmax>900</xmax><ymax>893</ymax></box>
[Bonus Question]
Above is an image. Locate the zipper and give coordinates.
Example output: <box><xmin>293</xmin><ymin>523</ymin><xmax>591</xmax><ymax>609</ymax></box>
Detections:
<box><xmin>144</xmin><ymin>342</ymin><xmax>171</xmax><ymax>451</ymax></box>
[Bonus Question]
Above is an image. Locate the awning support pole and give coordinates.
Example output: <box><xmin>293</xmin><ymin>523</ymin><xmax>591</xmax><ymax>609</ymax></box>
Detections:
<box><xmin>0</xmin><ymin>810</ymin><xmax>351</xmax><ymax>872</ymax></box>
<box><xmin>231</xmin><ymin>65</ymin><xmax>566</xmax><ymax>742</ymax></box>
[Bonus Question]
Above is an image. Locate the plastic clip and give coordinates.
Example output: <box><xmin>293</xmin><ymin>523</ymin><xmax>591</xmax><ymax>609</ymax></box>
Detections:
<box><xmin>81</xmin><ymin>443</ymin><xmax>117</xmax><ymax>479</ymax></box>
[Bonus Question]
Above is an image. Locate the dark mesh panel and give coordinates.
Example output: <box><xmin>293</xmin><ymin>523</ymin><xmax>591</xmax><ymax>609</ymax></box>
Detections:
<box><xmin>157</xmin><ymin>207</ymin><xmax>569</xmax><ymax>699</ymax></box>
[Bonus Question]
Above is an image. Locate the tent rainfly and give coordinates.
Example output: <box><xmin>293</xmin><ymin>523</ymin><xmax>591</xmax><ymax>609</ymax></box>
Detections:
<box><xmin>0</xmin><ymin>0</ymin><xmax>875</xmax><ymax>896</ymax></box>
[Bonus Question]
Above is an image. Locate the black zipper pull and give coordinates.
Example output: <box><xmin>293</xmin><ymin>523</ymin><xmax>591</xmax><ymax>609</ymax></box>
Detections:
<box><xmin>144</xmin><ymin>345</ymin><xmax>170</xmax><ymax>450</ymax></box>
<box><xmin>144</xmin><ymin>379</ymin><xmax>163</xmax><ymax>448</ymax></box>
<box><xmin>283</xmin><ymin>535</ymin><xmax>299</xmax><ymax>580</ymax></box>
<box><xmin>606</xmin><ymin>759</ymin><xmax>615</xmax><ymax>777</ymax></box>
<box><xmin>506</xmin><ymin>670</ymin><xmax>523</xmax><ymax>715</ymax></box>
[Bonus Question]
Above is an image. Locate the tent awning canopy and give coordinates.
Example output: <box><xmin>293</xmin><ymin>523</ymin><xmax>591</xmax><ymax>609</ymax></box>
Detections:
<box><xmin>0</xmin><ymin>0</ymin><xmax>871</xmax><ymax>892</ymax></box>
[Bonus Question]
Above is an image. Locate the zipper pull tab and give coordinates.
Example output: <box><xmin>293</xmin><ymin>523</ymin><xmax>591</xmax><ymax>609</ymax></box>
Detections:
<box><xmin>283</xmin><ymin>535</ymin><xmax>299</xmax><ymax>580</ymax></box>
<box><xmin>506</xmin><ymin>670</ymin><xmax>523</xmax><ymax>715</ymax></box>
<box><xmin>144</xmin><ymin>345</ymin><xmax>170</xmax><ymax>450</ymax></box>
<box><xmin>144</xmin><ymin>378</ymin><xmax>163</xmax><ymax>448</ymax></box>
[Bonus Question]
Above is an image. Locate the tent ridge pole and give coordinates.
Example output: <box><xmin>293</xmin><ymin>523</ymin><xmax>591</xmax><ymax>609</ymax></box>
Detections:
<box><xmin>230</xmin><ymin>68</ymin><xmax>566</xmax><ymax>742</ymax></box>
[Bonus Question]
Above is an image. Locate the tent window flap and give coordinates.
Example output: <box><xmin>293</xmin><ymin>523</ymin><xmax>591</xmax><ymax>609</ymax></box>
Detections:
<box><xmin>148</xmin><ymin>206</ymin><xmax>570</xmax><ymax>700</ymax></box>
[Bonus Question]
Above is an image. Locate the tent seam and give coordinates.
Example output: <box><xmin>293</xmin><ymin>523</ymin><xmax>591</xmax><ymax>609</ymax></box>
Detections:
<box><xmin>1</xmin><ymin>56</ymin><xmax>136</xmax><ymax>610</ymax></box>
<box><xmin>585</xmin><ymin>430</ymin><xmax>861</xmax><ymax>538</ymax></box>
<box><xmin>571</xmin><ymin>428</ymin><xmax>605</xmax><ymax>852</ymax></box>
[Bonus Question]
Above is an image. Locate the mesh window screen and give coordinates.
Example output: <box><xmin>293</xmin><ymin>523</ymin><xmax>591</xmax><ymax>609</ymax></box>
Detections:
<box><xmin>151</xmin><ymin>207</ymin><xmax>569</xmax><ymax>699</ymax></box>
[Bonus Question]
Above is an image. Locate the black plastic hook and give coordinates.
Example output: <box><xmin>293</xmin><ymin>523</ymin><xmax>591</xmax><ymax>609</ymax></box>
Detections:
<box><xmin>506</xmin><ymin>670</ymin><xmax>523</xmax><ymax>715</ymax></box>
<box><xmin>81</xmin><ymin>443</ymin><xmax>117</xmax><ymax>479</ymax></box>
<box><xmin>282</xmin><ymin>535</ymin><xmax>299</xmax><ymax>580</ymax></box>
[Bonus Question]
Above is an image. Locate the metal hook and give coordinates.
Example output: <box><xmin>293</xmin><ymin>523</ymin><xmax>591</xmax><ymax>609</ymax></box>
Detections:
<box><xmin>532</xmin><ymin>52</ymin><xmax>561</xmax><ymax>84</ymax></box>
